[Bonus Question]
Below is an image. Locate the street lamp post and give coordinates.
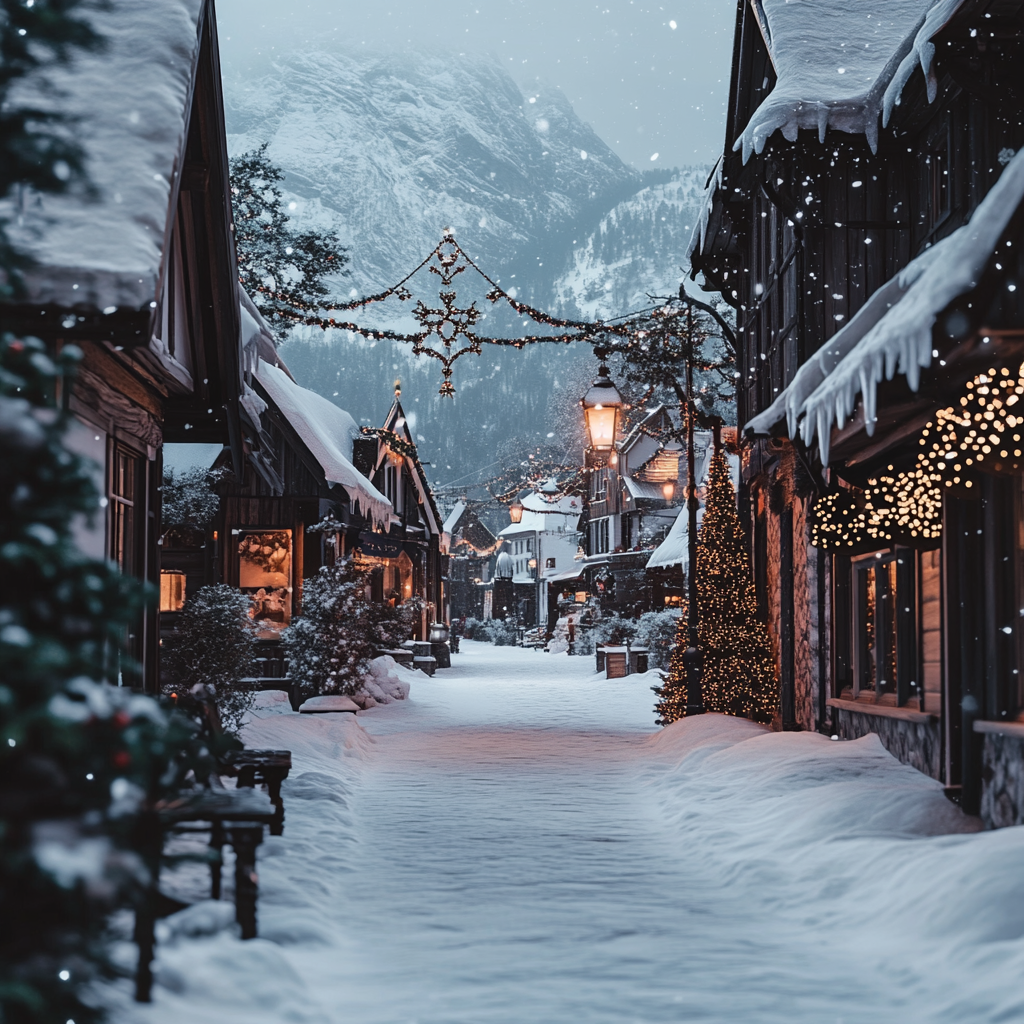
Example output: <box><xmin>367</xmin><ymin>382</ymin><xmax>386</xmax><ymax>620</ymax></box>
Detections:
<box><xmin>580</xmin><ymin>348</ymin><xmax>624</xmax><ymax>459</ymax></box>
<box><xmin>683</xmin><ymin>303</ymin><xmax>704</xmax><ymax>714</ymax></box>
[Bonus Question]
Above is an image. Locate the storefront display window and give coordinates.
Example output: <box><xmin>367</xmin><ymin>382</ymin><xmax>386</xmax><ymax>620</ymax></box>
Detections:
<box><xmin>237</xmin><ymin>530</ymin><xmax>292</xmax><ymax>633</ymax></box>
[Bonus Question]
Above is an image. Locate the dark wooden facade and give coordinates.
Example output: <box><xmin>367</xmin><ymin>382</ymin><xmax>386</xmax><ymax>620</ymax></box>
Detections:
<box><xmin>2</xmin><ymin>0</ymin><xmax>243</xmax><ymax>692</ymax></box>
<box><xmin>692</xmin><ymin>0</ymin><xmax>1024</xmax><ymax>822</ymax></box>
<box><xmin>446</xmin><ymin>503</ymin><xmax>500</xmax><ymax>621</ymax></box>
<box><xmin>356</xmin><ymin>397</ymin><xmax>448</xmax><ymax>634</ymax></box>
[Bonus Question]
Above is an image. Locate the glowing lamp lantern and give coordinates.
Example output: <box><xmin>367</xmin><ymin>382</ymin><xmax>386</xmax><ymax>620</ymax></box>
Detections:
<box><xmin>661</xmin><ymin>481</ymin><xmax>675</xmax><ymax>501</ymax></box>
<box><xmin>581</xmin><ymin>364</ymin><xmax>623</xmax><ymax>451</ymax></box>
<box><xmin>509</xmin><ymin>499</ymin><xmax>524</xmax><ymax>524</ymax></box>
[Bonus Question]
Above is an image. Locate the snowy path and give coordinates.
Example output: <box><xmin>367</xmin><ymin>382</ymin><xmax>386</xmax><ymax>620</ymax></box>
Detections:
<box><xmin>117</xmin><ymin>641</ymin><xmax>1024</xmax><ymax>1023</ymax></box>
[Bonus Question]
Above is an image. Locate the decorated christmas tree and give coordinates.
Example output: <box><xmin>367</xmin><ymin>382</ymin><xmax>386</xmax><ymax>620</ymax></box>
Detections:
<box><xmin>695</xmin><ymin>447</ymin><xmax>778</xmax><ymax>723</ymax></box>
<box><xmin>652</xmin><ymin>609</ymin><xmax>692</xmax><ymax>725</ymax></box>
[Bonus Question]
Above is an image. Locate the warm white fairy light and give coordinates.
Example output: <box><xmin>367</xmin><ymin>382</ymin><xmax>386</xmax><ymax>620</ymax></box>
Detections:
<box><xmin>812</xmin><ymin>363</ymin><xmax>1024</xmax><ymax>550</ymax></box>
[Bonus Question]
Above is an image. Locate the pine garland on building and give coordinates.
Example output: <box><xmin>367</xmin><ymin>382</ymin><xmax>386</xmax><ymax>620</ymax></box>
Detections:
<box><xmin>696</xmin><ymin>449</ymin><xmax>778</xmax><ymax>723</ymax></box>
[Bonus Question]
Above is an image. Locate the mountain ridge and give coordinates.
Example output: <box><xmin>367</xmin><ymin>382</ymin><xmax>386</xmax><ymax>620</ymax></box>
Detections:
<box><xmin>222</xmin><ymin>49</ymin><xmax>707</xmax><ymax>489</ymax></box>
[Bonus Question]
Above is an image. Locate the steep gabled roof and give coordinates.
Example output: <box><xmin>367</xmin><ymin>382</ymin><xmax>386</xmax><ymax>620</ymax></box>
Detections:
<box><xmin>374</xmin><ymin>397</ymin><xmax>443</xmax><ymax>537</ymax></box>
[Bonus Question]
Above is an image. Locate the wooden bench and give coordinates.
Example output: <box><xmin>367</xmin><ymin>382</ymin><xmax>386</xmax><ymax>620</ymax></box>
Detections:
<box><xmin>220</xmin><ymin>749</ymin><xmax>292</xmax><ymax>836</ymax></box>
<box><xmin>134</xmin><ymin>785</ymin><xmax>276</xmax><ymax>1001</ymax></box>
<box><xmin>132</xmin><ymin>699</ymin><xmax>294</xmax><ymax>1002</ymax></box>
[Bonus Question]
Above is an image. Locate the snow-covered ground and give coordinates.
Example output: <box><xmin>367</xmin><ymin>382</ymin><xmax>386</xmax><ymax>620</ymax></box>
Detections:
<box><xmin>112</xmin><ymin>642</ymin><xmax>1024</xmax><ymax>1023</ymax></box>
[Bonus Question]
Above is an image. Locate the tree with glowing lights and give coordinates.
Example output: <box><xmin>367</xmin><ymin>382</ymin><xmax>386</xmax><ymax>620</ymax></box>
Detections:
<box><xmin>653</xmin><ymin>609</ymin><xmax>691</xmax><ymax>724</ymax></box>
<box><xmin>694</xmin><ymin>446</ymin><xmax>777</xmax><ymax>723</ymax></box>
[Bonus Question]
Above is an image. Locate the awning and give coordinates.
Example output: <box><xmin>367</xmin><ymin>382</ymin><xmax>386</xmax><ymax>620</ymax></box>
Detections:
<box><xmin>623</xmin><ymin>476</ymin><xmax>668</xmax><ymax>502</ymax></box>
<box><xmin>545</xmin><ymin>567</ymin><xmax>584</xmax><ymax>584</ymax></box>
<box><xmin>746</xmin><ymin>149</ymin><xmax>1024</xmax><ymax>465</ymax></box>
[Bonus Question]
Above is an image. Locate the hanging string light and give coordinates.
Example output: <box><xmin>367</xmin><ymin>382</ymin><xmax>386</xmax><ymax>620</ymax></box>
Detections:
<box><xmin>256</xmin><ymin>232</ymin><xmax>711</xmax><ymax>397</ymax></box>
<box><xmin>811</xmin><ymin>488</ymin><xmax>868</xmax><ymax>550</ymax></box>
<box><xmin>917</xmin><ymin>363</ymin><xmax>1024</xmax><ymax>488</ymax></box>
<box><xmin>812</xmin><ymin>362</ymin><xmax>1024</xmax><ymax>550</ymax></box>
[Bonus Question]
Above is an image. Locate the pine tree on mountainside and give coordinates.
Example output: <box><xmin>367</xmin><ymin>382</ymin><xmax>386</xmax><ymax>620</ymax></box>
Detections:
<box><xmin>229</xmin><ymin>143</ymin><xmax>349</xmax><ymax>327</ymax></box>
<box><xmin>695</xmin><ymin>448</ymin><xmax>777</xmax><ymax>723</ymax></box>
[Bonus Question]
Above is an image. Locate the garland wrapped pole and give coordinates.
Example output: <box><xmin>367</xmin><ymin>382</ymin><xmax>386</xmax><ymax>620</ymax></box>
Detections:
<box><xmin>682</xmin><ymin>304</ymin><xmax>704</xmax><ymax>715</ymax></box>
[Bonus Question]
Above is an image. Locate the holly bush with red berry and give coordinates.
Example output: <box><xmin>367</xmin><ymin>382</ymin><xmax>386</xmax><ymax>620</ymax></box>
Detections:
<box><xmin>0</xmin><ymin>335</ymin><xmax>217</xmax><ymax>1023</ymax></box>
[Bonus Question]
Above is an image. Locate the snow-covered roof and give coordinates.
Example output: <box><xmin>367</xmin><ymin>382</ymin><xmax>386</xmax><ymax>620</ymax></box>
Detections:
<box><xmin>254</xmin><ymin>359</ymin><xmax>391</xmax><ymax>526</ymax></box>
<box><xmin>647</xmin><ymin>508</ymin><xmax>699</xmax><ymax>571</ymax></box>
<box><xmin>240</xmin><ymin>287</ymin><xmax>291</xmax><ymax>375</ymax></box>
<box><xmin>734</xmin><ymin>0</ymin><xmax>965</xmax><ymax>163</ymax></box>
<box><xmin>498</xmin><ymin>492</ymin><xmax>581</xmax><ymax>538</ymax></box>
<box><xmin>162</xmin><ymin>442</ymin><xmax>223</xmax><ymax>476</ymax></box>
<box><xmin>3</xmin><ymin>0</ymin><xmax>205</xmax><ymax>311</ymax></box>
<box><xmin>751</xmin><ymin>149</ymin><xmax>1024</xmax><ymax>464</ymax></box>
<box><xmin>623</xmin><ymin>476</ymin><xmax>667</xmax><ymax>502</ymax></box>
<box><xmin>546</xmin><ymin>566</ymin><xmax>584</xmax><ymax>584</ymax></box>
<box><xmin>442</xmin><ymin>501</ymin><xmax>466</xmax><ymax>536</ymax></box>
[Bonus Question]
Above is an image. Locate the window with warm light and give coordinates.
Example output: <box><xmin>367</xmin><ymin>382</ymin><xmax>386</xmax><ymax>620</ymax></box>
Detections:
<box><xmin>159</xmin><ymin>570</ymin><xmax>186</xmax><ymax>612</ymax></box>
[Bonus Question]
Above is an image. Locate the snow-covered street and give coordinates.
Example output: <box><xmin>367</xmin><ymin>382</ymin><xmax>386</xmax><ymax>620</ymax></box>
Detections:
<box><xmin>116</xmin><ymin>642</ymin><xmax>1024</xmax><ymax>1023</ymax></box>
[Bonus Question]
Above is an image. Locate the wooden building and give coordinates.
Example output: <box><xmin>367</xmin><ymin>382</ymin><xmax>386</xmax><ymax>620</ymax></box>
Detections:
<box><xmin>351</xmin><ymin>394</ymin><xmax>448</xmax><ymax>636</ymax></box>
<box><xmin>1</xmin><ymin>0</ymin><xmax>245</xmax><ymax>691</ymax></box>
<box><xmin>582</xmin><ymin>407</ymin><xmax>686</xmax><ymax>614</ymax></box>
<box><xmin>444</xmin><ymin>502</ymin><xmax>501</xmax><ymax>621</ymax></box>
<box><xmin>690</xmin><ymin>0</ymin><xmax>1024</xmax><ymax>823</ymax></box>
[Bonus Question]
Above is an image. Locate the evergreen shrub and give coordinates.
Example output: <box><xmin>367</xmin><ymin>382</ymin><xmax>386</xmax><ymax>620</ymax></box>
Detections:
<box><xmin>0</xmin><ymin>335</ymin><xmax>215</xmax><ymax>1023</ymax></box>
<box><xmin>284</xmin><ymin>560</ymin><xmax>418</xmax><ymax>700</ymax></box>
<box><xmin>162</xmin><ymin>585</ymin><xmax>259</xmax><ymax>734</ymax></box>
<box><xmin>160</xmin><ymin>466</ymin><xmax>221</xmax><ymax>530</ymax></box>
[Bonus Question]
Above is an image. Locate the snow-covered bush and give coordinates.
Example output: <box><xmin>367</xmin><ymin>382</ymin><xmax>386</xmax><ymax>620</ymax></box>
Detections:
<box><xmin>487</xmin><ymin>618</ymin><xmax>520</xmax><ymax>646</ymax></box>
<box><xmin>284</xmin><ymin>560</ymin><xmax>419</xmax><ymax>700</ymax></box>
<box><xmin>462</xmin><ymin>617</ymin><xmax>489</xmax><ymax>640</ymax></box>
<box><xmin>161</xmin><ymin>465</ymin><xmax>221</xmax><ymax>530</ymax></box>
<box><xmin>634</xmin><ymin>610</ymin><xmax>681</xmax><ymax>670</ymax></box>
<box><xmin>573</xmin><ymin>614</ymin><xmax>638</xmax><ymax>657</ymax></box>
<box><xmin>162</xmin><ymin>585</ymin><xmax>259</xmax><ymax>734</ymax></box>
<box><xmin>353</xmin><ymin>655</ymin><xmax>413</xmax><ymax>707</ymax></box>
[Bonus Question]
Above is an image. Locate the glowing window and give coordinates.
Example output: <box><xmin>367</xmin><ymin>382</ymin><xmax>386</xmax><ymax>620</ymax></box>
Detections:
<box><xmin>159</xmin><ymin>570</ymin><xmax>186</xmax><ymax>612</ymax></box>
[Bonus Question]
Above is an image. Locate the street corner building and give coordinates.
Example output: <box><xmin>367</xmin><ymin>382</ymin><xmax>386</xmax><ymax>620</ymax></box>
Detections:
<box><xmin>689</xmin><ymin>0</ymin><xmax>1024</xmax><ymax>824</ymax></box>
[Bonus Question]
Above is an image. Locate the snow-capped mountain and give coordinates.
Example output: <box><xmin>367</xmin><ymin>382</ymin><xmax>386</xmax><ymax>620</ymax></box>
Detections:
<box><xmin>552</xmin><ymin>169</ymin><xmax>709</xmax><ymax>320</ymax></box>
<box><xmin>222</xmin><ymin>50</ymin><xmax>707</xmax><ymax>491</ymax></box>
<box><xmin>224</xmin><ymin>50</ymin><xmax>642</xmax><ymax>306</ymax></box>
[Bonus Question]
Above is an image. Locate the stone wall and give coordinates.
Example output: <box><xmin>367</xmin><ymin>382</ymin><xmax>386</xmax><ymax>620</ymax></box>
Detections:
<box><xmin>793</xmin><ymin>497</ymin><xmax>820</xmax><ymax>732</ymax></box>
<box><xmin>980</xmin><ymin>731</ymin><xmax>1024</xmax><ymax>829</ymax></box>
<box><xmin>833</xmin><ymin>707</ymin><xmax>942</xmax><ymax>780</ymax></box>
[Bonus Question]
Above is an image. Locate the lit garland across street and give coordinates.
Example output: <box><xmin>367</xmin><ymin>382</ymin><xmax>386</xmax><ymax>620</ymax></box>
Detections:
<box><xmin>258</xmin><ymin>232</ymin><xmax>702</xmax><ymax>397</ymax></box>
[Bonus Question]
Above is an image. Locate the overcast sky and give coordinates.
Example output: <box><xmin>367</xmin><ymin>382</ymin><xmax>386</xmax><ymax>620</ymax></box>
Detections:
<box><xmin>216</xmin><ymin>0</ymin><xmax>735</xmax><ymax>170</ymax></box>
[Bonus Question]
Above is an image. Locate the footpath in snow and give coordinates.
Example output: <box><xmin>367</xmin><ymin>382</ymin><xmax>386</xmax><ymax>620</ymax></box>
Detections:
<box><xmin>112</xmin><ymin>641</ymin><xmax>1024</xmax><ymax>1023</ymax></box>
